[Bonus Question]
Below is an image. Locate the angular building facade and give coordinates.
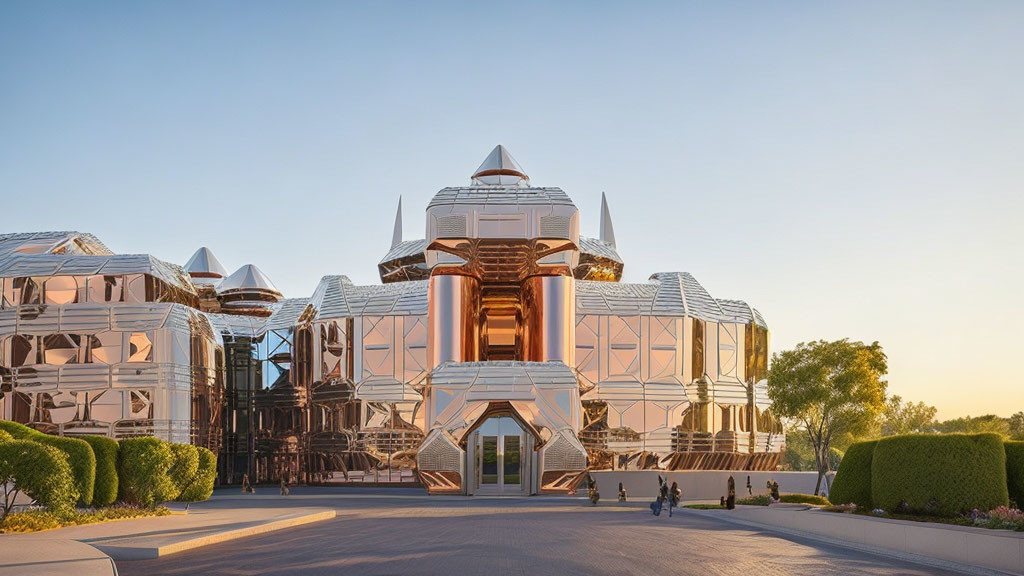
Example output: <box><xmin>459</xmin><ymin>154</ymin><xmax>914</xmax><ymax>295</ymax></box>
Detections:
<box><xmin>0</xmin><ymin>146</ymin><xmax>783</xmax><ymax>495</ymax></box>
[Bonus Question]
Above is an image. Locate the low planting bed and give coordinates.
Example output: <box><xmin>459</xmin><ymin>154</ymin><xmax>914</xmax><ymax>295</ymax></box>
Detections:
<box><xmin>0</xmin><ymin>419</ymin><xmax>217</xmax><ymax>533</ymax></box>
<box><xmin>0</xmin><ymin>505</ymin><xmax>171</xmax><ymax>533</ymax></box>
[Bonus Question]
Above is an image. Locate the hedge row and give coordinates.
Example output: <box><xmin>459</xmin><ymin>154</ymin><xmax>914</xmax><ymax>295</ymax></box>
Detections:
<box><xmin>81</xmin><ymin>436</ymin><xmax>119</xmax><ymax>507</ymax></box>
<box><xmin>116</xmin><ymin>437</ymin><xmax>218</xmax><ymax>506</ymax></box>
<box><xmin>829</xmin><ymin>433</ymin><xmax>1012</xmax><ymax>516</ymax></box>
<box><xmin>1007</xmin><ymin>441</ymin><xmax>1024</xmax><ymax>508</ymax></box>
<box><xmin>0</xmin><ymin>421</ymin><xmax>95</xmax><ymax>506</ymax></box>
<box><xmin>829</xmin><ymin>440</ymin><xmax>877</xmax><ymax>509</ymax></box>
<box><xmin>0</xmin><ymin>420</ymin><xmax>217</xmax><ymax>516</ymax></box>
<box><xmin>0</xmin><ymin>439</ymin><xmax>78</xmax><ymax>517</ymax></box>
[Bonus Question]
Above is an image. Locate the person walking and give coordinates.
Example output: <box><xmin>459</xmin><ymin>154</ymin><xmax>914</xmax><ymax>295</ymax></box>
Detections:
<box><xmin>668</xmin><ymin>481</ymin><xmax>682</xmax><ymax>516</ymax></box>
<box><xmin>241</xmin><ymin>473</ymin><xmax>255</xmax><ymax>494</ymax></box>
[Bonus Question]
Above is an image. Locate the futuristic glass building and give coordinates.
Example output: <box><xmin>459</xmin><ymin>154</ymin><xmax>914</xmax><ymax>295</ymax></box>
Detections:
<box><xmin>0</xmin><ymin>146</ymin><xmax>783</xmax><ymax>495</ymax></box>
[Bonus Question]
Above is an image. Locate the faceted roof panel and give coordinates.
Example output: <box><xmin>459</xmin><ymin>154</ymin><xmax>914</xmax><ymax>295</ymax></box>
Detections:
<box><xmin>264</xmin><ymin>298</ymin><xmax>313</xmax><ymax>331</ymax></box>
<box><xmin>311</xmin><ymin>276</ymin><xmax>428</xmax><ymax>318</ymax></box>
<box><xmin>427</xmin><ymin>186</ymin><xmax>575</xmax><ymax>208</ymax></box>
<box><xmin>0</xmin><ymin>231</ymin><xmax>112</xmax><ymax>257</ymax></box>
<box><xmin>575</xmin><ymin>272</ymin><xmax>763</xmax><ymax>327</ymax></box>
<box><xmin>205</xmin><ymin>311</ymin><xmax>267</xmax><ymax>339</ymax></box>
<box><xmin>578</xmin><ymin>236</ymin><xmax>622</xmax><ymax>264</ymax></box>
<box><xmin>380</xmin><ymin>239</ymin><xmax>429</xmax><ymax>263</ymax></box>
<box><xmin>717</xmin><ymin>299</ymin><xmax>768</xmax><ymax>326</ymax></box>
<box><xmin>0</xmin><ymin>253</ymin><xmax>196</xmax><ymax>293</ymax></box>
<box><xmin>429</xmin><ymin>361</ymin><xmax>578</xmax><ymax>390</ymax></box>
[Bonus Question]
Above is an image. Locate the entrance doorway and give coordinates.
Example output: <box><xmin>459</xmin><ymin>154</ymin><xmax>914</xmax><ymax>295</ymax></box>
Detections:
<box><xmin>469</xmin><ymin>416</ymin><xmax>529</xmax><ymax>495</ymax></box>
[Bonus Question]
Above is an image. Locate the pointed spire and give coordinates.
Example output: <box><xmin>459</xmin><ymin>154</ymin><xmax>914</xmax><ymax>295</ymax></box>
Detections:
<box><xmin>184</xmin><ymin>247</ymin><xmax>228</xmax><ymax>278</ymax></box>
<box><xmin>471</xmin><ymin>145</ymin><xmax>529</xmax><ymax>185</ymax></box>
<box><xmin>391</xmin><ymin>196</ymin><xmax>403</xmax><ymax>248</ymax></box>
<box><xmin>218</xmin><ymin>264</ymin><xmax>281</xmax><ymax>295</ymax></box>
<box><xmin>600</xmin><ymin>192</ymin><xmax>616</xmax><ymax>248</ymax></box>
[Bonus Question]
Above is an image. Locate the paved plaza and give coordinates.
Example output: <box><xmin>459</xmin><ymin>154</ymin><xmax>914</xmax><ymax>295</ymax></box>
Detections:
<box><xmin>116</xmin><ymin>488</ymin><xmax>959</xmax><ymax>576</ymax></box>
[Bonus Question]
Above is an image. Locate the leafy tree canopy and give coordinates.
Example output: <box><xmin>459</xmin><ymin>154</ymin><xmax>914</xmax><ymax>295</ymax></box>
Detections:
<box><xmin>935</xmin><ymin>414</ymin><xmax>1011</xmax><ymax>437</ymax></box>
<box><xmin>882</xmin><ymin>395</ymin><xmax>938</xmax><ymax>436</ymax></box>
<box><xmin>768</xmin><ymin>339</ymin><xmax>888</xmax><ymax>494</ymax></box>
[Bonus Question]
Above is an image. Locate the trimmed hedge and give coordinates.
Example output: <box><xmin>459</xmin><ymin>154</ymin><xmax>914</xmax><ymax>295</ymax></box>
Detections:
<box><xmin>0</xmin><ymin>439</ymin><xmax>78</xmax><ymax>517</ymax></box>
<box><xmin>178</xmin><ymin>447</ymin><xmax>217</xmax><ymax>502</ymax></box>
<box><xmin>0</xmin><ymin>420</ymin><xmax>41</xmax><ymax>440</ymax></box>
<box><xmin>33</xmin><ymin>435</ymin><xmax>95</xmax><ymax>507</ymax></box>
<box><xmin>168</xmin><ymin>443</ymin><xmax>200</xmax><ymax>499</ymax></box>
<box><xmin>829</xmin><ymin>440</ymin><xmax>877</xmax><ymax>509</ymax></box>
<box><xmin>118</xmin><ymin>437</ymin><xmax>176</xmax><ymax>507</ymax></box>
<box><xmin>0</xmin><ymin>421</ymin><xmax>98</xmax><ymax>506</ymax></box>
<box><xmin>1006</xmin><ymin>441</ymin><xmax>1024</xmax><ymax>508</ymax></box>
<box><xmin>872</xmin><ymin>433</ymin><xmax>1008</xmax><ymax>516</ymax></box>
<box><xmin>81</xmin><ymin>436</ymin><xmax>119</xmax><ymax>507</ymax></box>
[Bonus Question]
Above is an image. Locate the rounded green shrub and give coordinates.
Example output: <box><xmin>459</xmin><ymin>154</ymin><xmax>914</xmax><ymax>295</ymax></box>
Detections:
<box><xmin>0</xmin><ymin>420</ymin><xmax>42</xmax><ymax>440</ymax></box>
<box><xmin>1006</xmin><ymin>441</ymin><xmax>1024</xmax><ymax>508</ymax></box>
<box><xmin>872</xmin><ymin>433</ymin><xmax>1009</xmax><ymax>516</ymax></box>
<box><xmin>0</xmin><ymin>439</ymin><xmax>78</xmax><ymax>517</ymax></box>
<box><xmin>178</xmin><ymin>447</ymin><xmax>217</xmax><ymax>502</ymax></box>
<box><xmin>118</xmin><ymin>437</ymin><xmax>176</xmax><ymax>507</ymax></box>
<box><xmin>33</xmin><ymin>435</ymin><xmax>96</xmax><ymax>507</ymax></box>
<box><xmin>80</xmin><ymin>436</ymin><xmax>119</xmax><ymax>507</ymax></box>
<box><xmin>829</xmin><ymin>440</ymin><xmax>877</xmax><ymax>509</ymax></box>
<box><xmin>167</xmin><ymin>443</ymin><xmax>200</xmax><ymax>499</ymax></box>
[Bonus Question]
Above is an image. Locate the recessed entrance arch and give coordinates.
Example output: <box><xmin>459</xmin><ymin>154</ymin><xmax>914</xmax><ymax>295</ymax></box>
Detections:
<box><xmin>463</xmin><ymin>406</ymin><xmax>538</xmax><ymax>495</ymax></box>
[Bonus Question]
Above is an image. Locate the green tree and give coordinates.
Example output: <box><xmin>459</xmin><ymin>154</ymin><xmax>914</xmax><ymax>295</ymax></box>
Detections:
<box><xmin>1009</xmin><ymin>412</ymin><xmax>1024</xmax><ymax>441</ymax></box>
<box><xmin>767</xmin><ymin>339</ymin><xmax>888</xmax><ymax>495</ymax></box>
<box><xmin>881</xmin><ymin>395</ymin><xmax>938</xmax><ymax>436</ymax></box>
<box><xmin>935</xmin><ymin>414</ymin><xmax>1010</xmax><ymax>437</ymax></box>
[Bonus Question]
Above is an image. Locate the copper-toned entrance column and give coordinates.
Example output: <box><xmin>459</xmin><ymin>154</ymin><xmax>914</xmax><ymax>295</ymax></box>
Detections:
<box><xmin>521</xmin><ymin>274</ymin><xmax>575</xmax><ymax>365</ymax></box>
<box><xmin>427</xmin><ymin>274</ymin><xmax>480</xmax><ymax>369</ymax></box>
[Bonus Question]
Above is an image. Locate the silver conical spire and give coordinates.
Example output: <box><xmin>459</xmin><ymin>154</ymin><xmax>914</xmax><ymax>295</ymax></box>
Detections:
<box><xmin>600</xmin><ymin>192</ymin><xmax>616</xmax><ymax>248</ymax></box>
<box><xmin>391</xmin><ymin>196</ymin><xmax>403</xmax><ymax>248</ymax></box>
<box><xmin>471</xmin><ymin>145</ymin><xmax>529</xmax><ymax>185</ymax></box>
<box><xmin>184</xmin><ymin>246</ymin><xmax>228</xmax><ymax>278</ymax></box>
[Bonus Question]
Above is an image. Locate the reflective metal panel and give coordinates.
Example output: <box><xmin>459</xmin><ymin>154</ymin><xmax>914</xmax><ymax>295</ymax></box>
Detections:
<box><xmin>521</xmin><ymin>275</ymin><xmax>574</xmax><ymax>365</ymax></box>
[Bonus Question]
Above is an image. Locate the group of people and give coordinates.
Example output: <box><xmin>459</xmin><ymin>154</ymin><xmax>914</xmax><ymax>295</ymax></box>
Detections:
<box><xmin>650</xmin><ymin>476</ymin><xmax>682</xmax><ymax>516</ymax></box>
<box><xmin>238</xmin><ymin>473</ymin><xmax>292</xmax><ymax>496</ymax></box>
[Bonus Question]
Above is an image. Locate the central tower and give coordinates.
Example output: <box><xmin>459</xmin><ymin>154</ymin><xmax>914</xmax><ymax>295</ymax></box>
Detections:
<box><xmin>425</xmin><ymin>145</ymin><xmax>578</xmax><ymax>368</ymax></box>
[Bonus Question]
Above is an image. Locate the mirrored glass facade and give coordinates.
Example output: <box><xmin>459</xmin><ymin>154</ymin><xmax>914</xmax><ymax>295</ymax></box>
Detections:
<box><xmin>0</xmin><ymin>146</ymin><xmax>783</xmax><ymax>494</ymax></box>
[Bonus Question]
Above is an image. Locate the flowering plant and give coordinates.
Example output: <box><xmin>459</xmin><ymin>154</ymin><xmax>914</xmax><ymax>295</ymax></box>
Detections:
<box><xmin>971</xmin><ymin>506</ymin><xmax>1024</xmax><ymax>531</ymax></box>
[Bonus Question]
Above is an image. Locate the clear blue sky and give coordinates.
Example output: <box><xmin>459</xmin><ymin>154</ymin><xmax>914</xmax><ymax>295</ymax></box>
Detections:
<box><xmin>1</xmin><ymin>2</ymin><xmax>1021</xmax><ymax>419</ymax></box>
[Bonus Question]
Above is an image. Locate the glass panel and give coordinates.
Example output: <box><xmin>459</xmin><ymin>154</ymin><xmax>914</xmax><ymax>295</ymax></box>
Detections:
<box><xmin>44</xmin><ymin>276</ymin><xmax>79</xmax><ymax>305</ymax></box>
<box><xmin>128</xmin><ymin>333</ymin><xmax>153</xmax><ymax>362</ymax></box>
<box><xmin>481</xmin><ymin>435</ymin><xmax>498</xmax><ymax>485</ymax></box>
<box><xmin>86</xmin><ymin>275</ymin><xmax>122</xmax><ymax>303</ymax></box>
<box><xmin>503</xmin><ymin>435</ymin><xmax>521</xmax><ymax>486</ymax></box>
<box><xmin>90</xmin><ymin>332</ymin><xmax>122</xmax><ymax>364</ymax></box>
<box><xmin>43</xmin><ymin>334</ymin><xmax>81</xmax><ymax>365</ymax></box>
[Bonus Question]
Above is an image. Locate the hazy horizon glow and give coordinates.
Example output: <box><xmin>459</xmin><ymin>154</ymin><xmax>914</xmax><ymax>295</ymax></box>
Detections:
<box><xmin>1</xmin><ymin>2</ymin><xmax>1021</xmax><ymax>419</ymax></box>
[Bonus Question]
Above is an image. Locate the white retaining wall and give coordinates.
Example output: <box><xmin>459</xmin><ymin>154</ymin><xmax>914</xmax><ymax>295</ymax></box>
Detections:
<box><xmin>590</xmin><ymin>470</ymin><xmax>831</xmax><ymax>500</ymax></box>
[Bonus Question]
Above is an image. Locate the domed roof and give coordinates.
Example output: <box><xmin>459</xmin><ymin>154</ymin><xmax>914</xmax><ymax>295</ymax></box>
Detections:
<box><xmin>218</xmin><ymin>264</ymin><xmax>281</xmax><ymax>297</ymax></box>
<box><xmin>184</xmin><ymin>247</ymin><xmax>227</xmax><ymax>278</ymax></box>
<box><xmin>471</xmin><ymin>145</ymin><xmax>529</xmax><ymax>185</ymax></box>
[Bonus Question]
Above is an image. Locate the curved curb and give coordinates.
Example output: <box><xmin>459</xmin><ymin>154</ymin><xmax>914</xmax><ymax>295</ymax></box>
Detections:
<box><xmin>0</xmin><ymin>538</ymin><xmax>118</xmax><ymax>576</ymax></box>
<box><xmin>96</xmin><ymin>510</ymin><xmax>336</xmax><ymax>560</ymax></box>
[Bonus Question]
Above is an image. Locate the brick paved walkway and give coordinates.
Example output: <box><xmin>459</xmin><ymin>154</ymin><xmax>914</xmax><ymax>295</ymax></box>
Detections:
<box><xmin>117</xmin><ymin>488</ymin><xmax>960</xmax><ymax>576</ymax></box>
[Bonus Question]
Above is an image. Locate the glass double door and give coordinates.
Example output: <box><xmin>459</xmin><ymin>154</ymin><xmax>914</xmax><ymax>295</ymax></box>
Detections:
<box><xmin>475</xmin><ymin>416</ymin><xmax>524</xmax><ymax>494</ymax></box>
